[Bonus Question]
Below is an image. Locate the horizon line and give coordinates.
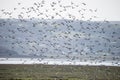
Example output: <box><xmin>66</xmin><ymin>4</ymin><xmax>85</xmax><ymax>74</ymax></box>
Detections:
<box><xmin>0</xmin><ymin>18</ymin><xmax>120</xmax><ymax>22</ymax></box>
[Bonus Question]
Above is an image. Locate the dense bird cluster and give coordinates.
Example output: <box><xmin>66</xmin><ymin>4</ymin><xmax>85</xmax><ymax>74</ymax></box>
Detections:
<box><xmin>0</xmin><ymin>0</ymin><xmax>120</xmax><ymax>66</ymax></box>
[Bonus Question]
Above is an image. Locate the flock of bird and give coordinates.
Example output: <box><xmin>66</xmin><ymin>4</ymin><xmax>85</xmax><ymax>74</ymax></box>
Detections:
<box><xmin>0</xmin><ymin>0</ymin><xmax>120</xmax><ymax>66</ymax></box>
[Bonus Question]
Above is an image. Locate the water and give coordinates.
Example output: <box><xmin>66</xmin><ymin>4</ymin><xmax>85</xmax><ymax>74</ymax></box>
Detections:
<box><xmin>0</xmin><ymin>58</ymin><xmax>120</xmax><ymax>66</ymax></box>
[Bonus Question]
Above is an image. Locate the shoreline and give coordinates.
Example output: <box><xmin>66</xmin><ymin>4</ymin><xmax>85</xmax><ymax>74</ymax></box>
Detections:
<box><xmin>0</xmin><ymin>58</ymin><xmax>120</xmax><ymax>67</ymax></box>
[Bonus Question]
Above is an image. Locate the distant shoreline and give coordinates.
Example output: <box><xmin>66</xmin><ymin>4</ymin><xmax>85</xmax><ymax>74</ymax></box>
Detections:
<box><xmin>0</xmin><ymin>58</ymin><xmax>120</xmax><ymax>66</ymax></box>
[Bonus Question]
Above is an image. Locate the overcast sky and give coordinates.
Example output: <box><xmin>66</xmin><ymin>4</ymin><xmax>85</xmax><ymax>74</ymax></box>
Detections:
<box><xmin>0</xmin><ymin>0</ymin><xmax>120</xmax><ymax>21</ymax></box>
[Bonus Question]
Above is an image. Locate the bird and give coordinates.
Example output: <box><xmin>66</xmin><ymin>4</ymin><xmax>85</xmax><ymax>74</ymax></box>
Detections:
<box><xmin>0</xmin><ymin>0</ymin><xmax>119</xmax><ymax>66</ymax></box>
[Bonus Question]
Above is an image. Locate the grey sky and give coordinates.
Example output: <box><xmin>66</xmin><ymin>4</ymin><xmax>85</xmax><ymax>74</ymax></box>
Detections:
<box><xmin>0</xmin><ymin>0</ymin><xmax>120</xmax><ymax>21</ymax></box>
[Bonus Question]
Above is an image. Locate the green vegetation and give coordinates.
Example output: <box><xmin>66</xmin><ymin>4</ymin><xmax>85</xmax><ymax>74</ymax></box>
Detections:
<box><xmin>0</xmin><ymin>64</ymin><xmax>120</xmax><ymax>80</ymax></box>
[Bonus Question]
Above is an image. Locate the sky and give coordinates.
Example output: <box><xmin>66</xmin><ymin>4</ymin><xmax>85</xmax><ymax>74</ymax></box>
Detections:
<box><xmin>0</xmin><ymin>0</ymin><xmax>120</xmax><ymax>21</ymax></box>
